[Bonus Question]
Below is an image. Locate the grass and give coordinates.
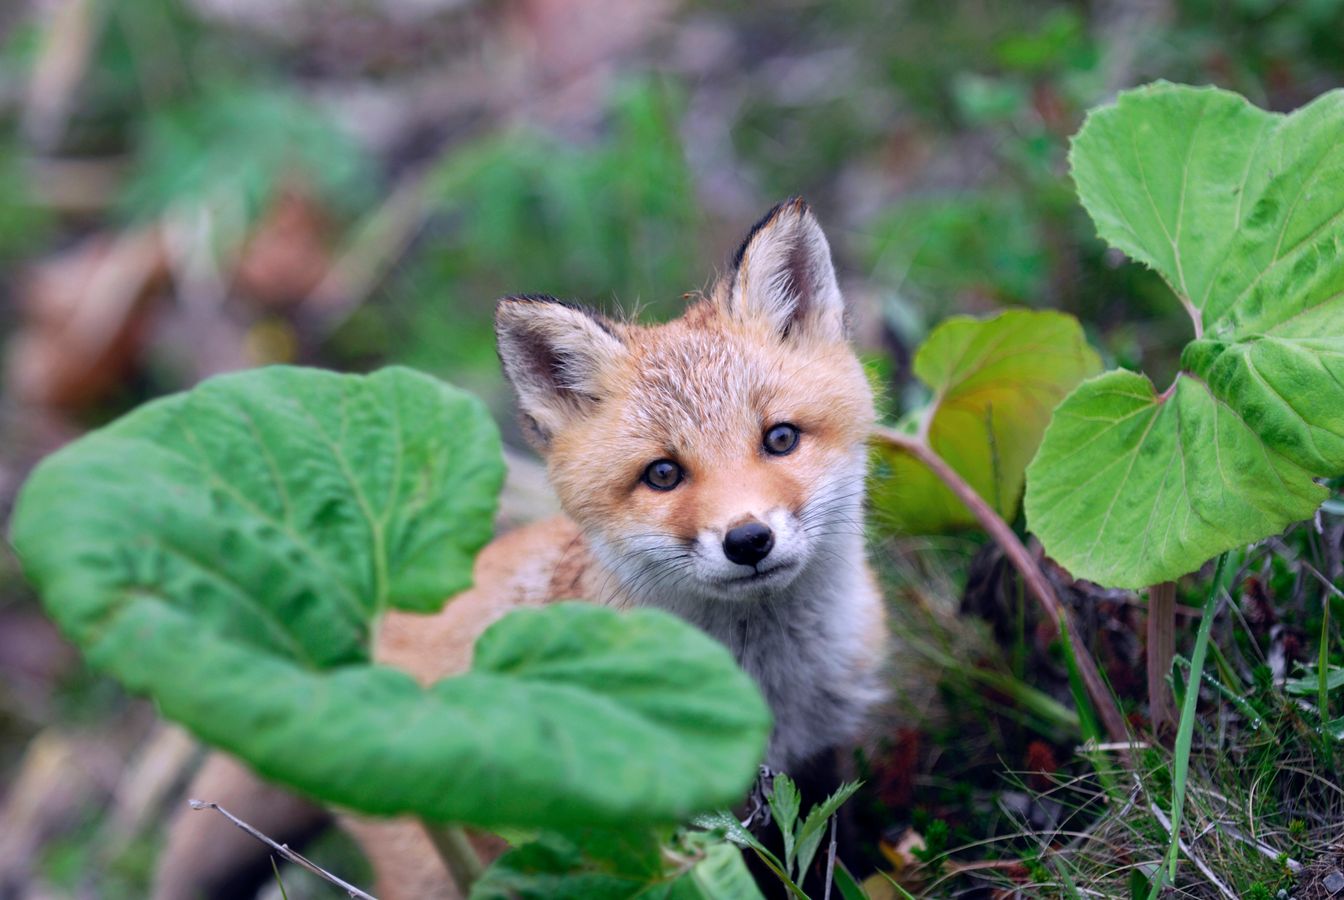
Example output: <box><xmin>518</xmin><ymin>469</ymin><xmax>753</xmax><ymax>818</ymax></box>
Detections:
<box><xmin>865</xmin><ymin>530</ymin><xmax>1344</xmax><ymax>899</ymax></box>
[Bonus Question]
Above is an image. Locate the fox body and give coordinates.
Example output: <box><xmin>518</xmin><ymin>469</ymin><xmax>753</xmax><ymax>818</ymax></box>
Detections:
<box><xmin>154</xmin><ymin>200</ymin><xmax>887</xmax><ymax>900</ymax></box>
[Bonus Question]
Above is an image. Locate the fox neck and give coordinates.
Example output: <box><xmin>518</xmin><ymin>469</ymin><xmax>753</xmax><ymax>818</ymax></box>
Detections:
<box><xmin>588</xmin><ymin>511</ymin><xmax>882</xmax><ymax>771</ymax></box>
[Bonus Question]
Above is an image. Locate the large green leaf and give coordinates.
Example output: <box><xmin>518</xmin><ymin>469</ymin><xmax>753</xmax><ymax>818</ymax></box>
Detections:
<box><xmin>10</xmin><ymin>366</ymin><xmax>770</xmax><ymax>826</ymax></box>
<box><xmin>870</xmin><ymin>309</ymin><xmax>1101</xmax><ymax>534</ymax></box>
<box><xmin>1025</xmin><ymin>83</ymin><xmax>1344</xmax><ymax>589</ymax></box>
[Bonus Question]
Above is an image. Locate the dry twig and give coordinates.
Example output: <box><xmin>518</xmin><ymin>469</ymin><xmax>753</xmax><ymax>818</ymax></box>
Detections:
<box><xmin>188</xmin><ymin>799</ymin><xmax>379</xmax><ymax>900</ymax></box>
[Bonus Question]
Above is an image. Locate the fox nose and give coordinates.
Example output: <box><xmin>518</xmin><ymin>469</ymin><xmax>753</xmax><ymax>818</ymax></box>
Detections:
<box><xmin>722</xmin><ymin>521</ymin><xmax>774</xmax><ymax>566</ymax></box>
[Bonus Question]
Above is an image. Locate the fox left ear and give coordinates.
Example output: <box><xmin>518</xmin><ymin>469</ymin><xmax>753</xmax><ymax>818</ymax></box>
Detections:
<box><xmin>495</xmin><ymin>295</ymin><xmax>626</xmax><ymax>451</ymax></box>
<box><xmin>727</xmin><ymin>198</ymin><xmax>846</xmax><ymax>342</ymax></box>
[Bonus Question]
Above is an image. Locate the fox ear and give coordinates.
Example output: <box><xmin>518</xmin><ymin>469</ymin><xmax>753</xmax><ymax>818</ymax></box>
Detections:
<box><xmin>495</xmin><ymin>295</ymin><xmax>626</xmax><ymax>450</ymax></box>
<box><xmin>727</xmin><ymin>198</ymin><xmax>845</xmax><ymax>342</ymax></box>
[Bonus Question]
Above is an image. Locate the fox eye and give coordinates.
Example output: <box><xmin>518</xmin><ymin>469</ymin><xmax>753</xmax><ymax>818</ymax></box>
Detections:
<box><xmin>642</xmin><ymin>459</ymin><xmax>683</xmax><ymax>491</ymax></box>
<box><xmin>763</xmin><ymin>423</ymin><xmax>801</xmax><ymax>456</ymax></box>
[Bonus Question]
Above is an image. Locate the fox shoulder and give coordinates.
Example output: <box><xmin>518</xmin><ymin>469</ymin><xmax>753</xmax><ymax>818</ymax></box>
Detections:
<box><xmin>374</xmin><ymin>516</ymin><xmax>594</xmax><ymax>681</ymax></box>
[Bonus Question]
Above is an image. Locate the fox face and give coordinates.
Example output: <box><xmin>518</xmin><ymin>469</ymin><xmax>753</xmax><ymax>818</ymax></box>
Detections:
<box><xmin>496</xmin><ymin>199</ymin><xmax>874</xmax><ymax>606</ymax></box>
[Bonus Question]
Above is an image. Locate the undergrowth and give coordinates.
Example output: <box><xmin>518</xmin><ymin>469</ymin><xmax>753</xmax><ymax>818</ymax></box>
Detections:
<box><xmin>863</xmin><ymin>522</ymin><xmax>1344</xmax><ymax>898</ymax></box>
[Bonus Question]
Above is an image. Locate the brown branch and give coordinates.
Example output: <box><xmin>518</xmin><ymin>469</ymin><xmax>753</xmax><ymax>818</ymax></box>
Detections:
<box><xmin>872</xmin><ymin>426</ymin><xmax>1130</xmax><ymax>747</ymax></box>
<box><xmin>188</xmin><ymin>799</ymin><xmax>379</xmax><ymax>900</ymax></box>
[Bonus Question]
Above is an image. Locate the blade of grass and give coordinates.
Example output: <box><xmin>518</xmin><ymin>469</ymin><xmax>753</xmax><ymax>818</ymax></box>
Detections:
<box><xmin>1148</xmin><ymin>553</ymin><xmax>1228</xmax><ymax>898</ymax></box>
<box><xmin>908</xmin><ymin>641</ymin><xmax>1081</xmax><ymax>737</ymax></box>
<box><xmin>881</xmin><ymin>872</ymin><xmax>919</xmax><ymax>900</ymax></box>
<box><xmin>1172</xmin><ymin>656</ymin><xmax>1262</xmax><ymax>728</ymax></box>
<box><xmin>1060</xmin><ymin>611</ymin><xmax>1124</xmax><ymax>801</ymax></box>
<box><xmin>1320</xmin><ymin>592</ymin><xmax>1332</xmax><ymax>726</ymax></box>
<box><xmin>831</xmin><ymin>861</ymin><xmax>869</xmax><ymax>900</ymax></box>
<box><xmin>271</xmin><ymin>857</ymin><xmax>289</xmax><ymax>900</ymax></box>
<box><xmin>1059</xmin><ymin>612</ymin><xmax>1102</xmax><ymax>745</ymax></box>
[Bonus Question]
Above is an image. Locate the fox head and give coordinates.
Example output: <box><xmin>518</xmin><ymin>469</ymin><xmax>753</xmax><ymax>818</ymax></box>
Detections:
<box><xmin>496</xmin><ymin>199</ymin><xmax>875</xmax><ymax>604</ymax></box>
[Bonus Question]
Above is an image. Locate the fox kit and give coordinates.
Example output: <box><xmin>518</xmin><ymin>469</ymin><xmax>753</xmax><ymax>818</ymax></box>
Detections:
<box><xmin>154</xmin><ymin>199</ymin><xmax>887</xmax><ymax>900</ymax></box>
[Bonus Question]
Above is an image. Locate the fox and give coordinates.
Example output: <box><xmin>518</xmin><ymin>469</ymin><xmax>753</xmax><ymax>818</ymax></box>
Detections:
<box><xmin>153</xmin><ymin>198</ymin><xmax>888</xmax><ymax>899</ymax></box>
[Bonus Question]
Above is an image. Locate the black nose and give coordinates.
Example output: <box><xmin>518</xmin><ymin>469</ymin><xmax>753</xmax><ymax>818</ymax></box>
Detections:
<box><xmin>722</xmin><ymin>521</ymin><xmax>775</xmax><ymax>566</ymax></box>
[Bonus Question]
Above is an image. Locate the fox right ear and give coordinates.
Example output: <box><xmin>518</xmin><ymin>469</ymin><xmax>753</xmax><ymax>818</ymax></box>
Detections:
<box><xmin>727</xmin><ymin>197</ymin><xmax>846</xmax><ymax>343</ymax></box>
<box><xmin>495</xmin><ymin>295</ymin><xmax>626</xmax><ymax>450</ymax></box>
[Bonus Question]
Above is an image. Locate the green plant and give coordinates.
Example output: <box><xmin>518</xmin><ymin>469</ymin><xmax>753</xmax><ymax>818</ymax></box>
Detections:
<box><xmin>469</xmin><ymin>826</ymin><xmax>765</xmax><ymax>899</ymax></box>
<box><xmin>8</xmin><ymin>366</ymin><xmax>771</xmax><ymax>893</ymax></box>
<box><xmin>120</xmin><ymin>83</ymin><xmax>375</xmax><ymax>226</ymax></box>
<box><xmin>871</xmin><ymin>309</ymin><xmax>1128</xmax><ymax>742</ymax></box>
<box><xmin>1026</xmin><ymin>82</ymin><xmax>1344</xmax><ymax>590</ymax></box>
<box><xmin>1018</xmin><ymin>81</ymin><xmax>1344</xmax><ymax>897</ymax></box>
<box><xmin>695</xmin><ymin>774</ymin><xmax>864</xmax><ymax>899</ymax></box>
<box><xmin>374</xmin><ymin>77</ymin><xmax>699</xmax><ymax>392</ymax></box>
<box><xmin>870</xmin><ymin>310</ymin><xmax>1100</xmax><ymax>534</ymax></box>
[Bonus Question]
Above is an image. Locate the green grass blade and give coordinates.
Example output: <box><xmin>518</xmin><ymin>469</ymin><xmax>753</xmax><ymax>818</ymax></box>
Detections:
<box><xmin>881</xmin><ymin>872</ymin><xmax>919</xmax><ymax>900</ymax></box>
<box><xmin>1058</xmin><ymin>611</ymin><xmax>1103</xmax><ymax>744</ymax></box>
<box><xmin>1173</xmin><ymin>656</ymin><xmax>1262</xmax><ymax>728</ymax></box>
<box><xmin>832</xmin><ymin>862</ymin><xmax>871</xmax><ymax>900</ymax></box>
<box><xmin>1149</xmin><ymin>553</ymin><xmax>1228</xmax><ymax>898</ymax></box>
<box><xmin>1321</xmin><ymin>593</ymin><xmax>1332</xmax><ymax>725</ymax></box>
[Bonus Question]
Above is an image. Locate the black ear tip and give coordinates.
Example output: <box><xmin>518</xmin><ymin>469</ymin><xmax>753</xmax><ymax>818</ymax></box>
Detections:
<box><xmin>495</xmin><ymin>293</ymin><xmax>560</xmax><ymax>323</ymax></box>
<box><xmin>497</xmin><ymin>293</ymin><xmax>562</xmax><ymax>308</ymax></box>
<box><xmin>730</xmin><ymin>197</ymin><xmax>817</xmax><ymax>271</ymax></box>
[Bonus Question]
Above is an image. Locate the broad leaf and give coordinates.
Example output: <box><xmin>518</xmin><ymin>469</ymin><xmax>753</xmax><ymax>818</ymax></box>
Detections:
<box><xmin>1026</xmin><ymin>83</ymin><xmax>1344</xmax><ymax>588</ymax></box>
<box><xmin>10</xmin><ymin>366</ymin><xmax>770</xmax><ymax>827</ymax></box>
<box><xmin>871</xmin><ymin>309</ymin><xmax>1101</xmax><ymax>533</ymax></box>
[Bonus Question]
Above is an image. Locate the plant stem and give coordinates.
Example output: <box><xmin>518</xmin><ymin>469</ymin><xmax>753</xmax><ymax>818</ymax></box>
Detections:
<box><xmin>423</xmin><ymin>823</ymin><xmax>485</xmax><ymax>894</ymax></box>
<box><xmin>872</xmin><ymin>426</ymin><xmax>1129</xmax><ymax>746</ymax></box>
<box><xmin>1147</xmin><ymin>581</ymin><xmax>1177</xmax><ymax>737</ymax></box>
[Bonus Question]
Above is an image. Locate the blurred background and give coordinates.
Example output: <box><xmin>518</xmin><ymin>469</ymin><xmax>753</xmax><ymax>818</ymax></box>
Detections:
<box><xmin>1</xmin><ymin>0</ymin><xmax>1342</xmax><ymax>897</ymax></box>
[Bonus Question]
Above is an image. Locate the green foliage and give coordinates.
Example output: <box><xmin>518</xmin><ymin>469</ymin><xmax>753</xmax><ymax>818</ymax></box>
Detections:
<box><xmin>1284</xmin><ymin>667</ymin><xmax>1344</xmax><ymax>696</ymax></box>
<box><xmin>0</xmin><ymin>144</ymin><xmax>51</xmax><ymax>262</ymax></box>
<box><xmin>792</xmin><ymin>777</ymin><xmax>863</xmax><ymax>886</ymax></box>
<box><xmin>10</xmin><ymin>366</ymin><xmax>770</xmax><ymax>828</ymax></box>
<box><xmin>472</xmin><ymin>827</ymin><xmax>765</xmax><ymax>899</ymax></box>
<box><xmin>867</xmin><ymin>192</ymin><xmax>1050</xmax><ymax>312</ymax></box>
<box><xmin>470</xmin><ymin>828</ymin><xmax>664</xmax><ymax>899</ymax></box>
<box><xmin>120</xmin><ymin>84</ymin><xmax>374</xmax><ymax>225</ymax></box>
<box><xmin>428</xmin><ymin>78</ymin><xmax>696</xmax><ymax>303</ymax></box>
<box><xmin>870</xmin><ymin>310</ymin><xmax>1101</xmax><ymax>534</ymax></box>
<box><xmin>380</xmin><ymin>77</ymin><xmax>699</xmax><ymax>388</ymax></box>
<box><xmin>1026</xmin><ymin>82</ymin><xmax>1344</xmax><ymax>588</ymax></box>
<box><xmin>697</xmin><ymin>776</ymin><xmax>863</xmax><ymax>898</ymax></box>
<box><xmin>767</xmin><ymin>773</ymin><xmax>802</xmax><ymax>873</ymax></box>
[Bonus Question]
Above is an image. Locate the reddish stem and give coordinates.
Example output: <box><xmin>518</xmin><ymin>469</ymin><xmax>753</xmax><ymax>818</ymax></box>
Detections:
<box><xmin>1147</xmin><ymin>581</ymin><xmax>1178</xmax><ymax>737</ymax></box>
<box><xmin>873</xmin><ymin>426</ymin><xmax>1130</xmax><ymax>746</ymax></box>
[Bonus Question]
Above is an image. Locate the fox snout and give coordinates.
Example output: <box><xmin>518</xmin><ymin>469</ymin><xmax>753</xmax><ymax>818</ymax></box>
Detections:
<box><xmin>722</xmin><ymin>520</ymin><xmax>774</xmax><ymax>566</ymax></box>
